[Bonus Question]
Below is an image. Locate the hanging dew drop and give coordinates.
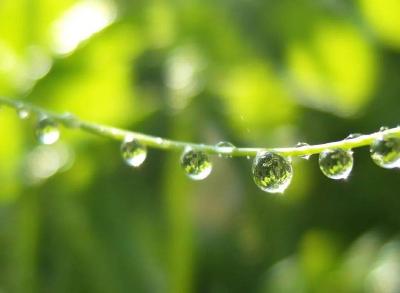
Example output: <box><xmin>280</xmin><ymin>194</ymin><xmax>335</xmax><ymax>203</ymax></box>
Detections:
<box><xmin>296</xmin><ymin>142</ymin><xmax>311</xmax><ymax>160</ymax></box>
<box><xmin>215</xmin><ymin>141</ymin><xmax>235</xmax><ymax>157</ymax></box>
<box><xmin>370</xmin><ymin>138</ymin><xmax>400</xmax><ymax>169</ymax></box>
<box><xmin>180</xmin><ymin>148</ymin><xmax>212</xmax><ymax>180</ymax></box>
<box><xmin>120</xmin><ymin>138</ymin><xmax>147</xmax><ymax>167</ymax></box>
<box><xmin>252</xmin><ymin>152</ymin><xmax>293</xmax><ymax>194</ymax></box>
<box><xmin>36</xmin><ymin>118</ymin><xmax>60</xmax><ymax>145</ymax></box>
<box><xmin>319</xmin><ymin>149</ymin><xmax>353</xmax><ymax>180</ymax></box>
<box><xmin>17</xmin><ymin>107</ymin><xmax>30</xmax><ymax>119</ymax></box>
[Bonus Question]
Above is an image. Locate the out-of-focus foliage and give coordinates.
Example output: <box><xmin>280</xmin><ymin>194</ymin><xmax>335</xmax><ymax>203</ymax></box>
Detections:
<box><xmin>1</xmin><ymin>0</ymin><xmax>400</xmax><ymax>292</ymax></box>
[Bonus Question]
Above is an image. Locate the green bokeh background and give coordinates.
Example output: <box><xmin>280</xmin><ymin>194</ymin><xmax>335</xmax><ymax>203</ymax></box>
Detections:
<box><xmin>1</xmin><ymin>0</ymin><xmax>400</xmax><ymax>292</ymax></box>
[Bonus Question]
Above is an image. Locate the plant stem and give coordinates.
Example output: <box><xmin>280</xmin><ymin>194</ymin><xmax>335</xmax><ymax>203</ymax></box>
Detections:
<box><xmin>1</xmin><ymin>97</ymin><xmax>399</xmax><ymax>158</ymax></box>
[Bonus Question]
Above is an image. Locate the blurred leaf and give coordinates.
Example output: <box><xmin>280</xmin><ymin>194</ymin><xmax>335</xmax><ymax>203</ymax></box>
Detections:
<box><xmin>359</xmin><ymin>0</ymin><xmax>400</xmax><ymax>49</ymax></box>
<box><xmin>286</xmin><ymin>22</ymin><xmax>377</xmax><ymax>116</ymax></box>
<box><xmin>218</xmin><ymin>60</ymin><xmax>297</xmax><ymax>142</ymax></box>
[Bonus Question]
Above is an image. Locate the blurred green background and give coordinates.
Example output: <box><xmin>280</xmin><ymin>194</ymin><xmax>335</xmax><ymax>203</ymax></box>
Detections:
<box><xmin>1</xmin><ymin>0</ymin><xmax>400</xmax><ymax>292</ymax></box>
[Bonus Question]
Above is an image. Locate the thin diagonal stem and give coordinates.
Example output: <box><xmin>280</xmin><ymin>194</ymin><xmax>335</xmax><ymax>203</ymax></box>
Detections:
<box><xmin>1</xmin><ymin>97</ymin><xmax>399</xmax><ymax>157</ymax></box>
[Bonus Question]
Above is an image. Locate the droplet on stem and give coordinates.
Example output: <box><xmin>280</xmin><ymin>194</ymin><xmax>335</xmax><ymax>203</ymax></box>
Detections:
<box><xmin>215</xmin><ymin>141</ymin><xmax>235</xmax><ymax>157</ymax></box>
<box><xmin>36</xmin><ymin>118</ymin><xmax>60</xmax><ymax>145</ymax></box>
<box><xmin>252</xmin><ymin>152</ymin><xmax>293</xmax><ymax>194</ymax></box>
<box><xmin>296</xmin><ymin>142</ymin><xmax>311</xmax><ymax>160</ymax></box>
<box><xmin>61</xmin><ymin>112</ymin><xmax>79</xmax><ymax>128</ymax></box>
<box><xmin>370</xmin><ymin>137</ymin><xmax>400</xmax><ymax>169</ymax></box>
<box><xmin>319</xmin><ymin>148</ymin><xmax>353</xmax><ymax>180</ymax></box>
<box><xmin>345</xmin><ymin>133</ymin><xmax>363</xmax><ymax>140</ymax></box>
<box><xmin>120</xmin><ymin>137</ymin><xmax>147</xmax><ymax>167</ymax></box>
<box><xmin>17</xmin><ymin>106</ymin><xmax>30</xmax><ymax>119</ymax></box>
<box><xmin>180</xmin><ymin>148</ymin><xmax>212</xmax><ymax>180</ymax></box>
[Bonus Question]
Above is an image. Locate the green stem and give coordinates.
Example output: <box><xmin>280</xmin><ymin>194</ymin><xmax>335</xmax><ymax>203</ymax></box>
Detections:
<box><xmin>1</xmin><ymin>97</ymin><xmax>399</xmax><ymax>158</ymax></box>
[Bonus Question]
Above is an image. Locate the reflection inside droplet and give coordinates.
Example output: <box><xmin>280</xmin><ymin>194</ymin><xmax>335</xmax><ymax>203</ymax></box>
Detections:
<box><xmin>36</xmin><ymin>118</ymin><xmax>60</xmax><ymax>145</ymax></box>
<box><xmin>120</xmin><ymin>137</ymin><xmax>147</xmax><ymax>167</ymax></box>
<box><xmin>319</xmin><ymin>148</ymin><xmax>353</xmax><ymax>180</ymax></box>
<box><xmin>252</xmin><ymin>152</ymin><xmax>293</xmax><ymax>193</ymax></box>
<box><xmin>181</xmin><ymin>148</ymin><xmax>212</xmax><ymax>180</ymax></box>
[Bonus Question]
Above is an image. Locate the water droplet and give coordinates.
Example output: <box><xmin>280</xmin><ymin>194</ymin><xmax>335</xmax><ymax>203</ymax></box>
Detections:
<box><xmin>252</xmin><ymin>152</ymin><xmax>293</xmax><ymax>194</ymax></box>
<box><xmin>61</xmin><ymin>112</ymin><xmax>79</xmax><ymax>128</ymax></box>
<box><xmin>246</xmin><ymin>155</ymin><xmax>251</xmax><ymax>160</ymax></box>
<box><xmin>180</xmin><ymin>148</ymin><xmax>212</xmax><ymax>180</ymax></box>
<box><xmin>296</xmin><ymin>142</ymin><xmax>311</xmax><ymax>160</ymax></box>
<box><xmin>345</xmin><ymin>133</ymin><xmax>363</xmax><ymax>140</ymax></box>
<box><xmin>379</xmin><ymin>126</ymin><xmax>389</xmax><ymax>132</ymax></box>
<box><xmin>319</xmin><ymin>149</ymin><xmax>353</xmax><ymax>180</ymax></box>
<box><xmin>370</xmin><ymin>138</ymin><xmax>400</xmax><ymax>169</ymax></box>
<box><xmin>120</xmin><ymin>138</ymin><xmax>147</xmax><ymax>167</ymax></box>
<box><xmin>17</xmin><ymin>107</ymin><xmax>30</xmax><ymax>119</ymax></box>
<box><xmin>36</xmin><ymin>118</ymin><xmax>60</xmax><ymax>145</ymax></box>
<box><xmin>215</xmin><ymin>141</ymin><xmax>235</xmax><ymax>157</ymax></box>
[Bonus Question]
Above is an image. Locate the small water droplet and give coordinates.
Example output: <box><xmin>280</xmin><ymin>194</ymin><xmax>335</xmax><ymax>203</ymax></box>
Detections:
<box><xmin>379</xmin><ymin>126</ymin><xmax>389</xmax><ymax>132</ymax></box>
<box><xmin>17</xmin><ymin>107</ymin><xmax>30</xmax><ymax>119</ymax></box>
<box><xmin>180</xmin><ymin>148</ymin><xmax>212</xmax><ymax>180</ymax></box>
<box><xmin>246</xmin><ymin>155</ymin><xmax>251</xmax><ymax>160</ymax></box>
<box><xmin>296</xmin><ymin>142</ymin><xmax>311</xmax><ymax>160</ymax></box>
<box><xmin>370</xmin><ymin>138</ymin><xmax>400</xmax><ymax>169</ymax></box>
<box><xmin>61</xmin><ymin>112</ymin><xmax>79</xmax><ymax>128</ymax></box>
<box><xmin>319</xmin><ymin>149</ymin><xmax>353</xmax><ymax>180</ymax></box>
<box><xmin>36</xmin><ymin>118</ymin><xmax>60</xmax><ymax>145</ymax></box>
<box><xmin>252</xmin><ymin>152</ymin><xmax>293</xmax><ymax>194</ymax></box>
<box><xmin>345</xmin><ymin>133</ymin><xmax>363</xmax><ymax>140</ymax></box>
<box><xmin>111</xmin><ymin>129</ymin><xmax>119</xmax><ymax>136</ymax></box>
<box><xmin>120</xmin><ymin>138</ymin><xmax>147</xmax><ymax>167</ymax></box>
<box><xmin>215</xmin><ymin>141</ymin><xmax>235</xmax><ymax>157</ymax></box>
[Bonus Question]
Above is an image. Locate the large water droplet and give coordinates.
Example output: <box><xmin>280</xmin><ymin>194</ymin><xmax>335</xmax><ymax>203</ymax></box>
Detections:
<box><xmin>319</xmin><ymin>149</ymin><xmax>353</xmax><ymax>180</ymax></box>
<box><xmin>252</xmin><ymin>152</ymin><xmax>293</xmax><ymax>193</ymax></box>
<box><xmin>120</xmin><ymin>138</ymin><xmax>147</xmax><ymax>167</ymax></box>
<box><xmin>370</xmin><ymin>137</ymin><xmax>400</xmax><ymax>169</ymax></box>
<box><xmin>215</xmin><ymin>141</ymin><xmax>235</xmax><ymax>157</ymax></box>
<box><xmin>296</xmin><ymin>142</ymin><xmax>311</xmax><ymax>160</ymax></box>
<box><xmin>180</xmin><ymin>148</ymin><xmax>212</xmax><ymax>180</ymax></box>
<box><xmin>36</xmin><ymin>118</ymin><xmax>60</xmax><ymax>145</ymax></box>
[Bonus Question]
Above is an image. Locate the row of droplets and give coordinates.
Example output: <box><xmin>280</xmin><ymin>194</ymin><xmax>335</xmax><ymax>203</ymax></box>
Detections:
<box><xmin>25</xmin><ymin>110</ymin><xmax>400</xmax><ymax>194</ymax></box>
<box><xmin>117</xmin><ymin>132</ymin><xmax>400</xmax><ymax>194</ymax></box>
<box><xmin>252</xmin><ymin>132</ymin><xmax>400</xmax><ymax>193</ymax></box>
